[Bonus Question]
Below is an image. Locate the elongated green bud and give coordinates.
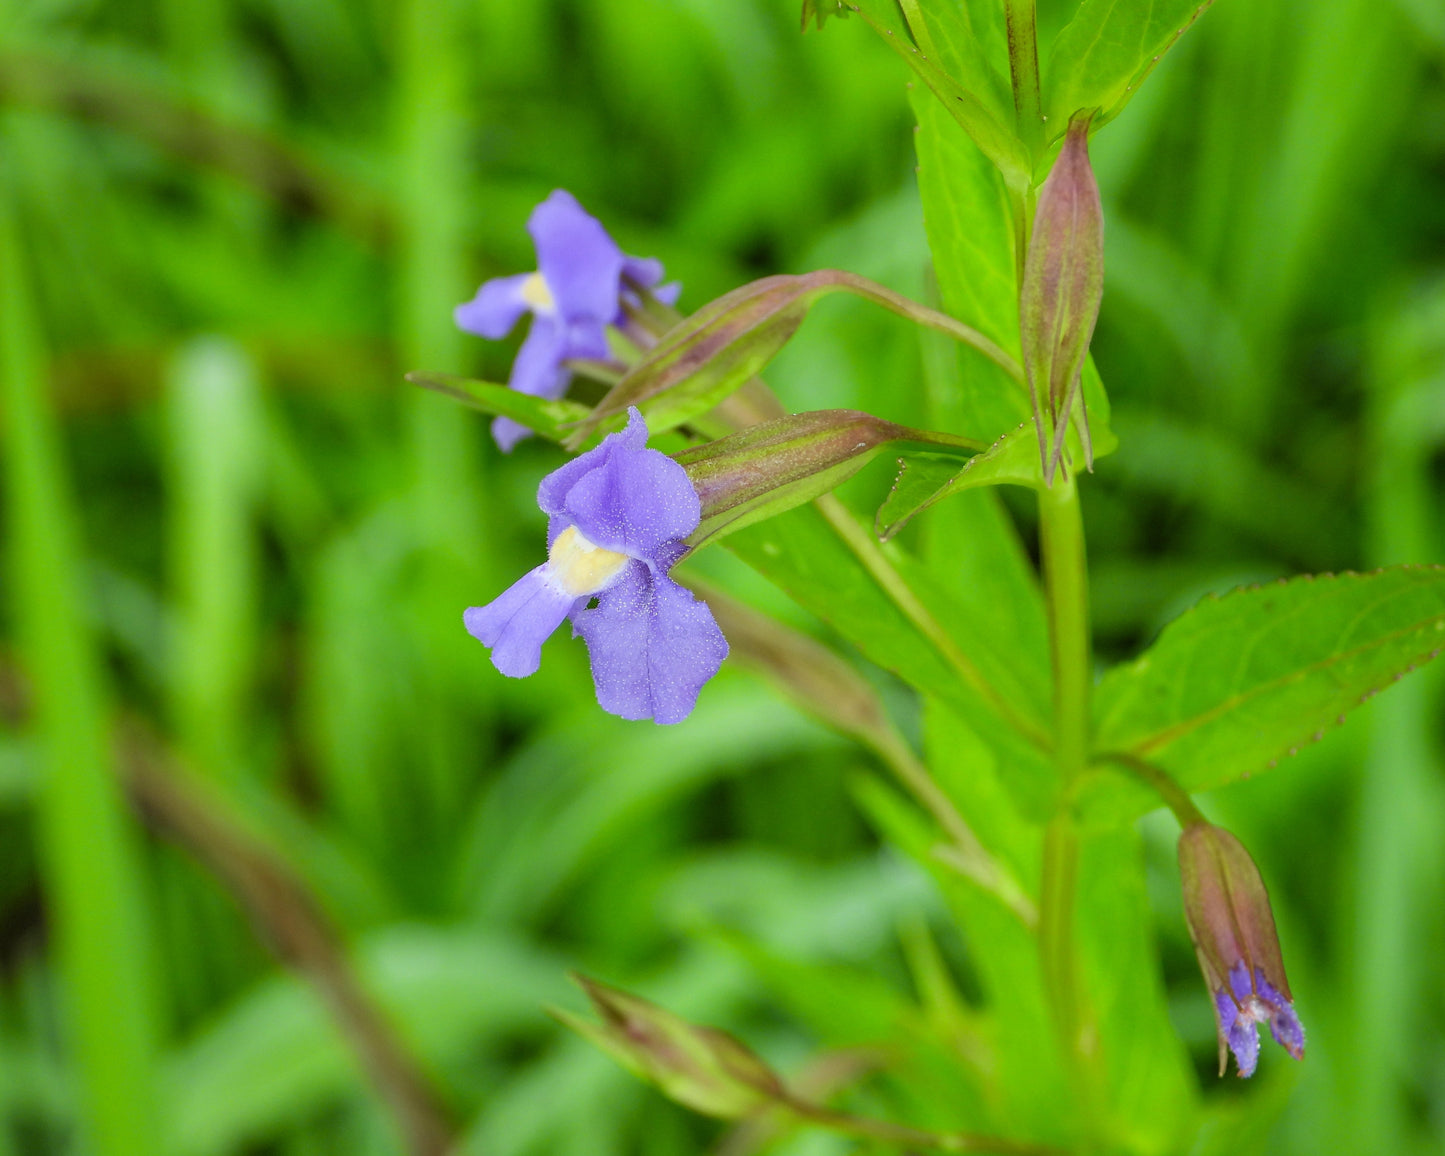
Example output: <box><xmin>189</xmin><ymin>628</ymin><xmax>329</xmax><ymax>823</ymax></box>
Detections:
<box><xmin>673</xmin><ymin>409</ymin><xmax>979</xmax><ymax>548</ymax></box>
<box><xmin>1019</xmin><ymin>111</ymin><xmax>1103</xmax><ymax>485</ymax></box>
<box><xmin>553</xmin><ymin>975</ymin><xmax>784</xmax><ymax>1118</ymax></box>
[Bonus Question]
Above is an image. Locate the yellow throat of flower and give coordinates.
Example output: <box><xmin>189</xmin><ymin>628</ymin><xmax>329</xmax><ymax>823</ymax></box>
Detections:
<box><xmin>548</xmin><ymin>525</ymin><xmax>629</xmax><ymax>598</ymax></box>
<box><xmin>520</xmin><ymin>271</ymin><xmax>556</xmax><ymax>312</ymax></box>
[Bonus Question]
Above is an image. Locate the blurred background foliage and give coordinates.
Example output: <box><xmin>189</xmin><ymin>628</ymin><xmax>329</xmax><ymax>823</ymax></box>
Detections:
<box><xmin>0</xmin><ymin>0</ymin><xmax>1443</xmax><ymax>1153</ymax></box>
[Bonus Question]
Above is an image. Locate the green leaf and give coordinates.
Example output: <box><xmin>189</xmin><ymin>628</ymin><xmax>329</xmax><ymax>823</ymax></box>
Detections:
<box><xmin>877</xmin><ymin>361</ymin><xmax>1119</xmax><ymax>540</ymax></box>
<box><xmin>2</xmin><ymin>186</ymin><xmax>161</xmax><ymax>1156</ymax></box>
<box><xmin>878</xmin><ymin>421</ymin><xmax>1042</xmax><ymax>540</ymax></box>
<box><xmin>849</xmin><ymin>1</ymin><xmax>1031</xmax><ymax>187</ymax></box>
<box><xmin>911</xmin><ymin>87</ymin><xmax>1030</xmax><ymax>441</ymax></box>
<box><xmin>904</xmin><ymin>704</ymin><xmax>1196</xmax><ymax>1147</ymax></box>
<box><xmin>403</xmin><ymin>371</ymin><xmax>691</xmax><ymax>454</ymax></box>
<box><xmin>1082</xmin><ymin>566</ymin><xmax>1445</xmax><ymax>822</ymax></box>
<box><xmin>405</xmin><ymin>371</ymin><xmax>595</xmax><ymax>439</ymax></box>
<box><xmin>676</xmin><ymin>409</ymin><xmax>979</xmax><ymax>549</ymax></box>
<box><xmin>850</xmin><ymin>763</ymin><xmax>1070</xmax><ymax>1138</ymax></box>
<box><xmin>894</xmin><ymin>0</ymin><xmax>1014</xmax><ymax>142</ymax></box>
<box><xmin>567</xmin><ymin>270</ymin><xmax>1021</xmax><ymax>448</ymax></box>
<box><xmin>1044</xmin><ymin>0</ymin><xmax>1219</xmax><ymax>131</ymax></box>
<box><xmin>1074</xmin><ymin>825</ymin><xmax>1198</xmax><ymax>1147</ymax></box>
<box><xmin>727</xmin><ymin>500</ymin><xmax>1058</xmax><ymax>815</ymax></box>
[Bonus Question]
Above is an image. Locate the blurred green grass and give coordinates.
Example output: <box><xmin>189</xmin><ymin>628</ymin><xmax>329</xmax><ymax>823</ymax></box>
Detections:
<box><xmin>0</xmin><ymin>1</ymin><xmax>1442</xmax><ymax>1153</ymax></box>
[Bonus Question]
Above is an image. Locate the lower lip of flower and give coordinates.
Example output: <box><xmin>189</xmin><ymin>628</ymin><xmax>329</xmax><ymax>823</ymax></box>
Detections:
<box><xmin>547</xmin><ymin>524</ymin><xmax>630</xmax><ymax>598</ymax></box>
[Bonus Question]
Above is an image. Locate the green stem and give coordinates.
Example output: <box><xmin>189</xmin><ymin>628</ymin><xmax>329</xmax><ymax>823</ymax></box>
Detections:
<box><xmin>1036</xmin><ymin>473</ymin><xmax>1097</xmax><ymax>1123</ymax></box>
<box><xmin>1094</xmin><ymin>751</ymin><xmax>1208</xmax><ymax>828</ymax></box>
<box><xmin>1039</xmin><ymin>477</ymin><xmax>1090</xmax><ymax>783</ymax></box>
<box><xmin>1004</xmin><ymin>0</ymin><xmax>1045</xmax><ymax>162</ymax></box>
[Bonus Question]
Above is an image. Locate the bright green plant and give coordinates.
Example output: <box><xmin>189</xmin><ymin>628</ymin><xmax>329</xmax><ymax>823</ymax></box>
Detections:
<box><xmin>425</xmin><ymin>3</ymin><xmax>1445</xmax><ymax>1151</ymax></box>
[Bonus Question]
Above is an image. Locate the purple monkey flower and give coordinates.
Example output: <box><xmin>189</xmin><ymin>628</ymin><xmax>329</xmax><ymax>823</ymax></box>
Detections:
<box><xmin>464</xmin><ymin>407</ymin><xmax>727</xmax><ymax>724</ymax></box>
<box><xmin>454</xmin><ymin>189</ymin><xmax>678</xmax><ymax>452</ymax></box>
<box><xmin>1178</xmin><ymin>823</ymin><xmax>1305</xmax><ymax>1077</ymax></box>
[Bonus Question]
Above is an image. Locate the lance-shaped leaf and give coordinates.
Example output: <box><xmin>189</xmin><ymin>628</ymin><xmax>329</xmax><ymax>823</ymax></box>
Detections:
<box><xmin>404</xmin><ymin>371</ymin><xmax>690</xmax><ymax>454</ymax></box>
<box><xmin>1020</xmin><ymin>112</ymin><xmax>1104</xmax><ymax>485</ymax></box>
<box><xmin>566</xmin><ymin>270</ymin><xmax>1022</xmax><ymax>448</ymax></box>
<box><xmin>1045</xmin><ymin>0</ymin><xmax>1218</xmax><ymax>133</ymax></box>
<box><xmin>1080</xmin><ymin>566</ymin><xmax>1445</xmax><ymax>824</ymax></box>
<box><xmin>554</xmin><ymin>975</ymin><xmax>784</xmax><ymax>1119</ymax></box>
<box><xmin>878</xmin><ymin>423</ymin><xmax>1046</xmax><ymax>542</ymax></box>
<box><xmin>876</xmin><ymin>364</ymin><xmax>1119</xmax><ymax>540</ymax></box>
<box><xmin>405</xmin><ymin>371</ymin><xmax>593</xmax><ymax>441</ymax></box>
<box><xmin>726</xmin><ymin>501</ymin><xmax>1059</xmax><ymax>816</ymax></box>
<box><xmin>675</xmin><ymin>410</ymin><xmax>980</xmax><ymax>549</ymax></box>
<box><xmin>844</xmin><ymin>1</ymin><xmax>1030</xmax><ymax>189</ymax></box>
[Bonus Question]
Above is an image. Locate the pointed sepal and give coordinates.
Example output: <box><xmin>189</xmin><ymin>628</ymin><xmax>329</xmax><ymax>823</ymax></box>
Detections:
<box><xmin>554</xmin><ymin>974</ymin><xmax>785</xmax><ymax>1118</ymax></box>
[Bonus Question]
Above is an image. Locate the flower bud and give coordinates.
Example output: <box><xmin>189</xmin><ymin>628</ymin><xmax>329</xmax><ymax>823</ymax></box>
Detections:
<box><xmin>1177</xmin><ymin>823</ymin><xmax>1305</xmax><ymax>1077</ymax></box>
<box><xmin>674</xmin><ymin>409</ymin><xmax>977</xmax><ymax>548</ymax></box>
<box><xmin>1019</xmin><ymin>112</ymin><xmax>1104</xmax><ymax>485</ymax></box>
<box><xmin>554</xmin><ymin>974</ymin><xmax>785</xmax><ymax>1118</ymax></box>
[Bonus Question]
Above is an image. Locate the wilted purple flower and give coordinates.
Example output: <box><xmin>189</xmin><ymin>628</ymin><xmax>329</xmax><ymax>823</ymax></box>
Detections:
<box><xmin>1178</xmin><ymin>823</ymin><xmax>1305</xmax><ymax>1078</ymax></box>
<box><xmin>454</xmin><ymin>189</ymin><xmax>678</xmax><ymax>451</ymax></box>
<box><xmin>464</xmin><ymin>407</ymin><xmax>727</xmax><ymax>724</ymax></box>
<box><xmin>1212</xmin><ymin>962</ymin><xmax>1305</xmax><ymax>1079</ymax></box>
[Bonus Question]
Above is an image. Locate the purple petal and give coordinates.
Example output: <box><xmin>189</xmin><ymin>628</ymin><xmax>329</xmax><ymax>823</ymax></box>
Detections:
<box><xmin>561</xmin><ymin>317</ymin><xmax>613</xmax><ymax>362</ymax></box>
<box><xmin>653</xmin><ymin>281</ymin><xmax>682</xmax><ymax>307</ymax></box>
<box><xmin>509</xmin><ymin>314</ymin><xmax>571</xmax><ymax>400</ymax></box>
<box><xmin>491</xmin><ymin>416</ymin><xmax>535</xmax><ymax>454</ymax></box>
<box><xmin>464</xmin><ymin>566</ymin><xmax>579</xmax><ymax>677</ymax></box>
<box><xmin>1256</xmin><ymin>972</ymin><xmax>1305</xmax><ymax>1058</ymax></box>
<box><xmin>492</xmin><ymin>316</ymin><xmax>571</xmax><ymax>451</ymax></box>
<box><xmin>454</xmin><ymin>273</ymin><xmax>533</xmax><ymax>339</ymax></box>
<box><xmin>1228</xmin><ymin>960</ymin><xmax>1254</xmax><ymax>1002</ymax></box>
<box><xmin>536</xmin><ymin>407</ymin><xmax>650</xmax><ymax>524</ymax></box>
<box><xmin>1226</xmin><ymin>1016</ymin><xmax>1260</xmax><ymax>1078</ymax></box>
<box><xmin>1267</xmin><ymin>1004</ymin><xmax>1305</xmax><ymax>1059</ymax></box>
<box><xmin>555</xmin><ymin>411</ymin><xmax>700</xmax><ymax>561</ymax></box>
<box><xmin>529</xmin><ymin>190</ymin><xmax>624</xmax><ymax>323</ymax></box>
<box><xmin>1213</xmin><ymin>987</ymin><xmax>1258</xmax><ymax>1078</ymax></box>
<box><xmin>621</xmin><ymin>255</ymin><xmax>665</xmax><ymax>291</ymax></box>
<box><xmin>572</xmin><ymin>564</ymin><xmax>728</xmax><ymax>724</ymax></box>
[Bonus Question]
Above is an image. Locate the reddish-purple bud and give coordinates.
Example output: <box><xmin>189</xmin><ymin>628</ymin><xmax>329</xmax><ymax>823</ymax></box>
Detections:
<box><xmin>554</xmin><ymin>975</ymin><xmax>784</xmax><ymax>1118</ymax></box>
<box><xmin>1178</xmin><ymin>823</ymin><xmax>1305</xmax><ymax>1077</ymax></box>
<box><xmin>1019</xmin><ymin>111</ymin><xmax>1104</xmax><ymax>485</ymax></box>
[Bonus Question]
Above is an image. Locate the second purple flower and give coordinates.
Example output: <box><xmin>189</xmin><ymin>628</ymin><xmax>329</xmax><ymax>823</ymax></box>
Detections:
<box><xmin>454</xmin><ymin>189</ymin><xmax>677</xmax><ymax>452</ymax></box>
